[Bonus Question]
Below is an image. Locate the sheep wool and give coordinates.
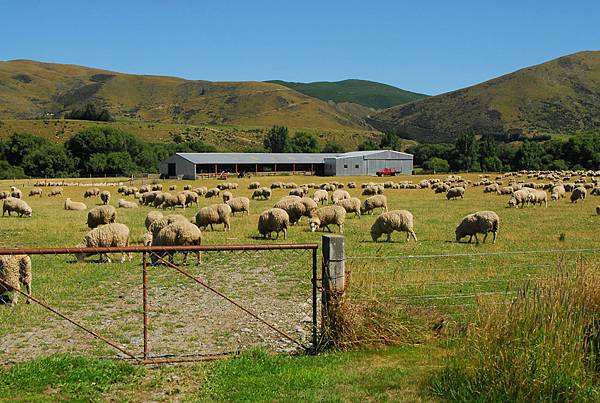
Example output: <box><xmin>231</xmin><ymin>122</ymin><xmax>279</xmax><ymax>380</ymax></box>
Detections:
<box><xmin>226</xmin><ymin>197</ymin><xmax>250</xmax><ymax>216</ymax></box>
<box><xmin>335</xmin><ymin>197</ymin><xmax>361</xmax><ymax>218</ymax></box>
<box><xmin>75</xmin><ymin>223</ymin><xmax>132</xmax><ymax>263</ymax></box>
<box><xmin>370</xmin><ymin>210</ymin><xmax>417</xmax><ymax>242</ymax></box>
<box><xmin>64</xmin><ymin>198</ymin><xmax>87</xmax><ymax>211</ymax></box>
<box><xmin>258</xmin><ymin>208</ymin><xmax>289</xmax><ymax>240</ymax></box>
<box><xmin>100</xmin><ymin>190</ymin><xmax>111</xmax><ymax>205</ymax></box>
<box><xmin>360</xmin><ymin>195</ymin><xmax>388</xmax><ymax>215</ymax></box>
<box><xmin>455</xmin><ymin>211</ymin><xmax>500</xmax><ymax>244</ymax></box>
<box><xmin>87</xmin><ymin>205</ymin><xmax>117</xmax><ymax>229</ymax></box>
<box><xmin>308</xmin><ymin>205</ymin><xmax>346</xmax><ymax>234</ymax></box>
<box><xmin>2</xmin><ymin>197</ymin><xmax>32</xmax><ymax>217</ymax></box>
<box><xmin>151</xmin><ymin>221</ymin><xmax>202</xmax><ymax>265</ymax></box>
<box><xmin>118</xmin><ymin>198</ymin><xmax>138</xmax><ymax>209</ymax></box>
<box><xmin>0</xmin><ymin>255</ymin><xmax>32</xmax><ymax>305</ymax></box>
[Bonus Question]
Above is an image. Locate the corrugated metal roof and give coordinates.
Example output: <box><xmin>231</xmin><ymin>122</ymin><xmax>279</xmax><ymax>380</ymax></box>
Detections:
<box><xmin>174</xmin><ymin>150</ymin><xmax>412</xmax><ymax>165</ymax></box>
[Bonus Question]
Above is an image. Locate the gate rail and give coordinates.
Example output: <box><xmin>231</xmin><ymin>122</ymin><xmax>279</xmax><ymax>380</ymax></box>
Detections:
<box><xmin>0</xmin><ymin>243</ymin><xmax>319</xmax><ymax>364</ymax></box>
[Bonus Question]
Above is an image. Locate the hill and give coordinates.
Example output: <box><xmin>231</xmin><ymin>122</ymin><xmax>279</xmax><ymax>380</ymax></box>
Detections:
<box><xmin>267</xmin><ymin>79</ymin><xmax>427</xmax><ymax>109</ymax></box>
<box><xmin>368</xmin><ymin>51</ymin><xmax>600</xmax><ymax>143</ymax></box>
<box><xmin>0</xmin><ymin>60</ymin><xmax>375</xmax><ymax>131</ymax></box>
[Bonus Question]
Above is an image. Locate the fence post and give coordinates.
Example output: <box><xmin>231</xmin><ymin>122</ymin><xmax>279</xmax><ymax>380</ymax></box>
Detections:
<box><xmin>322</xmin><ymin>235</ymin><xmax>346</xmax><ymax>346</ymax></box>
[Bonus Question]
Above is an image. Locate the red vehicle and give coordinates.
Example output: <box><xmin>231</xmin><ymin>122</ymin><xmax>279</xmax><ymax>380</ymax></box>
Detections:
<box><xmin>376</xmin><ymin>168</ymin><xmax>401</xmax><ymax>177</ymax></box>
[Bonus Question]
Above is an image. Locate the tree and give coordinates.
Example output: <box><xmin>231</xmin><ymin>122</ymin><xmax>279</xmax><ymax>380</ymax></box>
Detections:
<box><xmin>423</xmin><ymin>157</ymin><xmax>449</xmax><ymax>173</ymax></box>
<box><xmin>263</xmin><ymin>125</ymin><xmax>290</xmax><ymax>153</ymax></box>
<box><xmin>0</xmin><ymin>160</ymin><xmax>26</xmax><ymax>179</ymax></box>
<box><xmin>358</xmin><ymin>140</ymin><xmax>380</xmax><ymax>151</ymax></box>
<box><xmin>2</xmin><ymin>133</ymin><xmax>52</xmax><ymax>166</ymax></box>
<box><xmin>322</xmin><ymin>141</ymin><xmax>345</xmax><ymax>153</ymax></box>
<box><xmin>515</xmin><ymin>141</ymin><xmax>546</xmax><ymax>170</ymax></box>
<box><xmin>452</xmin><ymin>133</ymin><xmax>479</xmax><ymax>171</ymax></box>
<box><xmin>21</xmin><ymin>144</ymin><xmax>75</xmax><ymax>177</ymax></box>
<box><xmin>65</xmin><ymin>103</ymin><xmax>114</xmax><ymax>122</ymax></box>
<box><xmin>289</xmin><ymin>132</ymin><xmax>319</xmax><ymax>153</ymax></box>
<box><xmin>379</xmin><ymin>130</ymin><xmax>402</xmax><ymax>150</ymax></box>
<box><xmin>479</xmin><ymin>134</ymin><xmax>501</xmax><ymax>171</ymax></box>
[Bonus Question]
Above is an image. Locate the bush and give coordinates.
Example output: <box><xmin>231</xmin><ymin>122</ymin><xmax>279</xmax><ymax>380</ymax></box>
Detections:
<box><xmin>65</xmin><ymin>103</ymin><xmax>114</xmax><ymax>122</ymax></box>
<box><xmin>422</xmin><ymin>157</ymin><xmax>449</xmax><ymax>173</ymax></box>
<box><xmin>430</xmin><ymin>261</ymin><xmax>600</xmax><ymax>401</ymax></box>
<box><xmin>322</xmin><ymin>141</ymin><xmax>345</xmax><ymax>153</ymax></box>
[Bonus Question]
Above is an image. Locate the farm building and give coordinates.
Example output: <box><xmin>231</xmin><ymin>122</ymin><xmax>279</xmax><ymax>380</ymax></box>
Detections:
<box><xmin>159</xmin><ymin>150</ymin><xmax>413</xmax><ymax>179</ymax></box>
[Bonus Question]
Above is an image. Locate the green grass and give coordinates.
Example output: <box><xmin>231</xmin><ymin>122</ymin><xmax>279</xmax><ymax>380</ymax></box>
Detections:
<box><xmin>0</xmin><ymin>355</ymin><xmax>143</xmax><ymax>402</ymax></box>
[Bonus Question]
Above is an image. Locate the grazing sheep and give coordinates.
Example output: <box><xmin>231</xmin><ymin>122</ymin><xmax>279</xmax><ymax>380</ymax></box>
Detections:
<box><xmin>117</xmin><ymin>185</ymin><xmax>127</xmax><ymax>193</ymax></box>
<box><xmin>251</xmin><ymin>187</ymin><xmax>272</xmax><ymax>200</ymax></box>
<box><xmin>195</xmin><ymin>204</ymin><xmax>231</xmax><ymax>231</ymax></box>
<box><xmin>48</xmin><ymin>187</ymin><xmax>63</xmax><ymax>197</ymax></box>
<box><xmin>0</xmin><ymin>191</ymin><xmax>7</xmax><ymax>200</ymax></box>
<box><xmin>370</xmin><ymin>210</ymin><xmax>417</xmax><ymax>242</ymax></box>
<box><xmin>100</xmin><ymin>190</ymin><xmax>110</xmax><ymax>205</ymax></box>
<box><xmin>331</xmin><ymin>189</ymin><xmax>350</xmax><ymax>204</ymax></box>
<box><xmin>151</xmin><ymin>184</ymin><xmax>163</xmax><ymax>191</ymax></box>
<box><xmin>145</xmin><ymin>211</ymin><xmax>164</xmax><ymax>230</ymax></box>
<box><xmin>483</xmin><ymin>183</ymin><xmax>499</xmax><ymax>193</ymax></box>
<box><xmin>258</xmin><ymin>208</ymin><xmax>289</xmax><ymax>240</ymax></box>
<box><xmin>153</xmin><ymin>192</ymin><xmax>170</xmax><ymax>208</ymax></box>
<box><xmin>551</xmin><ymin>185</ymin><xmax>567</xmax><ymax>199</ymax></box>
<box><xmin>29</xmin><ymin>188</ymin><xmax>43</xmax><ymax>197</ymax></box>
<box><xmin>360</xmin><ymin>195</ymin><xmax>388</xmax><ymax>215</ymax></box>
<box><xmin>526</xmin><ymin>189</ymin><xmax>548</xmax><ymax>207</ymax></box>
<box><xmin>139</xmin><ymin>185</ymin><xmax>150</xmax><ymax>194</ymax></box>
<box><xmin>2</xmin><ymin>197</ymin><xmax>32</xmax><ymax>217</ymax></box>
<box><xmin>308</xmin><ymin>205</ymin><xmax>345</xmax><ymax>234</ymax></box>
<box><xmin>222</xmin><ymin>190</ymin><xmax>233</xmax><ymax>202</ymax></box>
<box><xmin>161</xmin><ymin>193</ymin><xmax>186</xmax><ymax>210</ymax></box>
<box><xmin>0</xmin><ymin>255</ymin><xmax>32</xmax><ymax>305</ymax></box>
<box><xmin>122</xmin><ymin>187</ymin><xmax>138</xmax><ymax>196</ymax></box>
<box><xmin>274</xmin><ymin>197</ymin><xmax>307</xmax><ymax>225</ymax></box>
<box><xmin>64</xmin><ymin>198</ymin><xmax>87</xmax><ymax>211</ymax></box>
<box><xmin>435</xmin><ymin>184</ymin><xmax>450</xmax><ymax>194</ymax></box>
<box><xmin>347</xmin><ymin>182</ymin><xmax>357</xmax><ymax>189</ymax></box>
<box><xmin>321</xmin><ymin>183</ymin><xmax>336</xmax><ymax>192</ymax></box>
<box><xmin>205</xmin><ymin>188</ymin><xmax>220</xmax><ymax>198</ymax></box>
<box><xmin>361</xmin><ymin>186</ymin><xmax>378</xmax><ymax>196</ymax></box>
<box><xmin>335</xmin><ymin>197</ymin><xmax>361</xmax><ymax>218</ymax></box>
<box><xmin>248</xmin><ymin>182</ymin><xmax>261</xmax><ymax>189</ymax></box>
<box><xmin>299</xmin><ymin>197</ymin><xmax>318</xmax><ymax>216</ymax></box>
<box><xmin>312</xmin><ymin>189</ymin><xmax>329</xmax><ymax>205</ymax></box>
<box><xmin>289</xmin><ymin>188</ymin><xmax>306</xmax><ymax>197</ymax></box>
<box><xmin>497</xmin><ymin>186</ymin><xmax>514</xmax><ymax>196</ymax></box>
<box><xmin>455</xmin><ymin>211</ymin><xmax>500</xmax><ymax>244</ymax></box>
<box><xmin>87</xmin><ymin>205</ymin><xmax>117</xmax><ymax>228</ymax></box>
<box><xmin>10</xmin><ymin>188</ymin><xmax>22</xmax><ymax>199</ymax></box>
<box><xmin>169</xmin><ymin>185</ymin><xmax>177</xmax><ymax>191</ymax></box>
<box><xmin>180</xmin><ymin>191</ymin><xmax>199</xmax><ymax>208</ymax></box>
<box><xmin>270</xmin><ymin>182</ymin><xmax>283</xmax><ymax>189</ymax></box>
<box><xmin>507</xmin><ymin>189</ymin><xmax>531</xmax><ymax>208</ymax></box>
<box><xmin>446</xmin><ymin>187</ymin><xmax>465</xmax><ymax>200</ymax></box>
<box><xmin>571</xmin><ymin>186</ymin><xmax>587</xmax><ymax>203</ymax></box>
<box><xmin>148</xmin><ymin>215</ymin><xmax>188</xmax><ymax>238</ymax></box>
<box><xmin>183</xmin><ymin>185</ymin><xmax>191</xmax><ymax>191</ymax></box>
<box><xmin>74</xmin><ymin>223</ymin><xmax>132</xmax><ymax>263</ymax></box>
<box><xmin>226</xmin><ymin>197</ymin><xmax>250</xmax><ymax>216</ymax></box>
<box><xmin>151</xmin><ymin>221</ymin><xmax>202</xmax><ymax>265</ymax></box>
<box><xmin>118</xmin><ymin>198</ymin><xmax>138</xmax><ymax>209</ymax></box>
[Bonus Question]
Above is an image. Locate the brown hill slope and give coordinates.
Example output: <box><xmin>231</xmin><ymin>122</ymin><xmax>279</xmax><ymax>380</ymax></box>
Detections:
<box><xmin>367</xmin><ymin>51</ymin><xmax>600</xmax><ymax>143</ymax></box>
<box><xmin>0</xmin><ymin>60</ymin><xmax>372</xmax><ymax>130</ymax></box>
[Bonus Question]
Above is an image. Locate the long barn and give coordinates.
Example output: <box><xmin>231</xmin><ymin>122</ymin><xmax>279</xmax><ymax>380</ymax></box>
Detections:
<box><xmin>159</xmin><ymin>150</ymin><xmax>413</xmax><ymax>179</ymax></box>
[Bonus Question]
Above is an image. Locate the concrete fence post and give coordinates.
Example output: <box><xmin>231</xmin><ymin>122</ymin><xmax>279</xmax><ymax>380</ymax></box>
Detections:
<box><xmin>322</xmin><ymin>234</ymin><xmax>346</xmax><ymax>345</ymax></box>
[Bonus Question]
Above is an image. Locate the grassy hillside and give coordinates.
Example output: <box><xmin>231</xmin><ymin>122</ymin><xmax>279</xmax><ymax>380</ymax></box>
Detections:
<box><xmin>0</xmin><ymin>60</ymin><xmax>374</xmax><ymax>130</ymax></box>
<box><xmin>368</xmin><ymin>51</ymin><xmax>600</xmax><ymax>143</ymax></box>
<box><xmin>267</xmin><ymin>79</ymin><xmax>428</xmax><ymax>109</ymax></box>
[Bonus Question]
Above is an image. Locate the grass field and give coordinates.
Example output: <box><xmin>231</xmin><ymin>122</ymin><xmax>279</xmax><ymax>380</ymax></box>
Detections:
<box><xmin>1</xmin><ymin>173</ymin><xmax>600</xmax><ymax>400</ymax></box>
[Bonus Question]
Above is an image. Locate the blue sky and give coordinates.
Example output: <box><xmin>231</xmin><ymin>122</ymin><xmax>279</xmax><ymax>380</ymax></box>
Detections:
<box><xmin>2</xmin><ymin>1</ymin><xmax>599</xmax><ymax>95</ymax></box>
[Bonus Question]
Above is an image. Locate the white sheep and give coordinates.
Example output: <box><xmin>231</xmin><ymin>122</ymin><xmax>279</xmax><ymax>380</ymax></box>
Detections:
<box><xmin>248</xmin><ymin>182</ymin><xmax>261</xmax><ymax>189</ymax></box>
<box><xmin>446</xmin><ymin>187</ymin><xmax>465</xmax><ymax>200</ymax></box>
<box><xmin>331</xmin><ymin>189</ymin><xmax>350</xmax><ymax>204</ymax></box>
<box><xmin>64</xmin><ymin>198</ymin><xmax>87</xmax><ymax>211</ymax></box>
<box><xmin>74</xmin><ymin>223</ymin><xmax>132</xmax><ymax>263</ymax></box>
<box><xmin>455</xmin><ymin>211</ymin><xmax>500</xmax><ymax>244</ymax></box>
<box><xmin>251</xmin><ymin>187</ymin><xmax>272</xmax><ymax>200</ymax></box>
<box><xmin>226</xmin><ymin>197</ymin><xmax>250</xmax><ymax>216</ymax></box>
<box><xmin>507</xmin><ymin>189</ymin><xmax>531</xmax><ymax>208</ymax></box>
<box><xmin>195</xmin><ymin>204</ymin><xmax>231</xmax><ymax>231</ymax></box>
<box><xmin>222</xmin><ymin>190</ymin><xmax>233</xmax><ymax>202</ymax></box>
<box><xmin>118</xmin><ymin>198</ymin><xmax>138</xmax><ymax>209</ymax></box>
<box><xmin>526</xmin><ymin>189</ymin><xmax>548</xmax><ymax>207</ymax></box>
<box><xmin>87</xmin><ymin>205</ymin><xmax>117</xmax><ymax>228</ymax></box>
<box><xmin>145</xmin><ymin>211</ymin><xmax>164</xmax><ymax>230</ymax></box>
<box><xmin>274</xmin><ymin>197</ymin><xmax>307</xmax><ymax>225</ymax></box>
<box><xmin>10</xmin><ymin>188</ymin><xmax>22</xmax><ymax>199</ymax></box>
<box><xmin>151</xmin><ymin>221</ymin><xmax>202</xmax><ymax>265</ymax></box>
<box><xmin>148</xmin><ymin>214</ymin><xmax>188</xmax><ymax>238</ymax></box>
<box><xmin>308</xmin><ymin>205</ymin><xmax>345</xmax><ymax>234</ymax></box>
<box><xmin>162</xmin><ymin>193</ymin><xmax>186</xmax><ymax>210</ymax></box>
<box><xmin>29</xmin><ymin>188</ymin><xmax>43</xmax><ymax>197</ymax></box>
<box><xmin>0</xmin><ymin>255</ymin><xmax>32</xmax><ymax>305</ymax></box>
<box><xmin>335</xmin><ymin>197</ymin><xmax>361</xmax><ymax>218</ymax></box>
<box><xmin>48</xmin><ymin>187</ymin><xmax>63</xmax><ymax>196</ymax></box>
<box><xmin>551</xmin><ymin>185</ymin><xmax>566</xmax><ymax>201</ymax></box>
<box><xmin>360</xmin><ymin>195</ymin><xmax>387</xmax><ymax>215</ymax></box>
<box><xmin>312</xmin><ymin>189</ymin><xmax>329</xmax><ymax>205</ymax></box>
<box><xmin>370</xmin><ymin>210</ymin><xmax>417</xmax><ymax>242</ymax></box>
<box><xmin>2</xmin><ymin>197</ymin><xmax>32</xmax><ymax>217</ymax></box>
<box><xmin>100</xmin><ymin>190</ymin><xmax>110</xmax><ymax>205</ymax></box>
<box><xmin>258</xmin><ymin>208</ymin><xmax>289</xmax><ymax>240</ymax></box>
<box><xmin>205</xmin><ymin>188</ymin><xmax>220</xmax><ymax>198</ymax></box>
<box><xmin>571</xmin><ymin>186</ymin><xmax>587</xmax><ymax>203</ymax></box>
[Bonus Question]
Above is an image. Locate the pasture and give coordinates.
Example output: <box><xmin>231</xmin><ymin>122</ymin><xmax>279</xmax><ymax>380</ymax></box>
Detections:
<box><xmin>1</xmin><ymin>173</ymin><xmax>599</xmax><ymax>400</ymax></box>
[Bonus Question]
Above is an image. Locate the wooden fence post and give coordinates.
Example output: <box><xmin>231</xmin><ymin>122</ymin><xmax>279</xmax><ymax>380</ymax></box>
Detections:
<box><xmin>322</xmin><ymin>234</ymin><xmax>346</xmax><ymax>346</ymax></box>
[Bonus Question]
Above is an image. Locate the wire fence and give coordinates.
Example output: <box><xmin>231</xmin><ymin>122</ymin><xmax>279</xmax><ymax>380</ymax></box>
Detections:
<box><xmin>0</xmin><ymin>244</ymin><xmax>318</xmax><ymax>365</ymax></box>
<box><xmin>345</xmin><ymin>247</ymin><xmax>600</xmax><ymax>321</ymax></box>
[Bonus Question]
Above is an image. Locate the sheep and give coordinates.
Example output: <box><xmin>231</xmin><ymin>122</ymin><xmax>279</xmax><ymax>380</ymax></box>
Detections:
<box><xmin>2</xmin><ymin>198</ymin><xmax>32</xmax><ymax>217</ymax></box>
<box><xmin>370</xmin><ymin>210</ymin><xmax>417</xmax><ymax>242</ymax></box>
<box><xmin>151</xmin><ymin>184</ymin><xmax>163</xmax><ymax>191</ymax></box>
<box><xmin>331</xmin><ymin>189</ymin><xmax>350</xmax><ymax>204</ymax></box>
<box><xmin>308</xmin><ymin>205</ymin><xmax>345</xmax><ymax>234</ymax></box>
<box><xmin>252</xmin><ymin>187</ymin><xmax>272</xmax><ymax>200</ymax></box>
<box><xmin>271</xmin><ymin>182</ymin><xmax>284</xmax><ymax>189</ymax></box>
<box><xmin>312</xmin><ymin>189</ymin><xmax>329</xmax><ymax>205</ymax></box>
<box><xmin>148</xmin><ymin>214</ymin><xmax>188</xmax><ymax>238</ymax></box>
<box><xmin>0</xmin><ymin>255</ymin><xmax>32</xmax><ymax>305</ymax></box>
<box><xmin>550</xmin><ymin>186</ymin><xmax>565</xmax><ymax>202</ymax></box>
<box><xmin>161</xmin><ymin>193</ymin><xmax>186</xmax><ymax>210</ymax></box>
<box><xmin>100</xmin><ymin>190</ymin><xmax>110</xmax><ymax>205</ymax></box>
<box><xmin>193</xmin><ymin>187</ymin><xmax>207</xmax><ymax>196</ymax></box>
<box><xmin>153</xmin><ymin>192</ymin><xmax>170</xmax><ymax>208</ymax></box>
<box><xmin>205</xmin><ymin>188</ymin><xmax>220</xmax><ymax>198</ymax></box>
<box><xmin>87</xmin><ymin>205</ymin><xmax>117</xmax><ymax>229</ymax></box>
<box><xmin>596</xmin><ymin>206</ymin><xmax>600</xmax><ymax>216</ymax></box>
<box><xmin>29</xmin><ymin>188</ymin><xmax>43</xmax><ymax>197</ymax></box>
<box><xmin>64</xmin><ymin>198</ymin><xmax>87</xmax><ymax>211</ymax></box>
<box><xmin>455</xmin><ymin>211</ymin><xmax>500</xmax><ymax>244</ymax></box>
<box><xmin>274</xmin><ymin>197</ymin><xmax>307</xmax><ymax>225</ymax></box>
<box><xmin>145</xmin><ymin>211</ymin><xmax>164</xmax><ymax>230</ymax></box>
<box><xmin>118</xmin><ymin>198</ymin><xmax>138</xmax><ymax>209</ymax></box>
<box><xmin>258</xmin><ymin>208</ymin><xmax>289</xmax><ymax>240</ymax></box>
<box><xmin>140</xmin><ymin>191</ymin><xmax>160</xmax><ymax>206</ymax></box>
<box><xmin>226</xmin><ymin>197</ymin><xmax>250</xmax><ymax>216</ymax></box>
<box><xmin>347</xmin><ymin>182</ymin><xmax>357</xmax><ymax>189</ymax></box>
<box><xmin>222</xmin><ymin>190</ymin><xmax>233</xmax><ymax>202</ymax></box>
<box><xmin>183</xmin><ymin>184</ymin><xmax>192</xmax><ymax>191</ymax></box>
<box><xmin>289</xmin><ymin>188</ymin><xmax>306</xmax><ymax>197</ymax></box>
<box><xmin>180</xmin><ymin>191</ymin><xmax>199</xmax><ymax>208</ymax></box>
<box><xmin>446</xmin><ymin>187</ymin><xmax>465</xmax><ymax>200</ymax></box>
<box><xmin>526</xmin><ymin>189</ymin><xmax>548</xmax><ymax>207</ymax></box>
<box><xmin>169</xmin><ymin>185</ymin><xmax>177</xmax><ymax>191</ymax></box>
<box><xmin>48</xmin><ymin>187</ymin><xmax>63</xmax><ymax>197</ymax></box>
<box><xmin>507</xmin><ymin>189</ymin><xmax>531</xmax><ymax>208</ymax></box>
<box><xmin>435</xmin><ymin>184</ymin><xmax>450</xmax><ymax>193</ymax></box>
<box><xmin>335</xmin><ymin>197</ymin><xmax>361</xmax><ymax>218</ymax></box>
<box><xmin>139</xmin><ymin>185</ymin><xmax>150</xmax><ymax>193</ymax></box>
<box><xmin>360</xmin><ymin>195</ymin><xmax>388</xmax><ymax>215</ymax></box>
<box><xmin>194</xmin><ymin>204</ymin><xmax>231</xmax><ymax>231</ymax></box>
<box><xmin>122</xmin><ymin>187</ymin><xmax>138</xmax><ymax>196</ymax></box>
<box><xmin>248</xmin><ymin>182</ymin><xmax>261</xmax><ymax>189</ymax></box>
<box><xmin>299</xmin><ymin>197</ymin><xmax>318</xmax><ymax>216</ymax></box>
<box><xmin>0</xmin><ymin>191</ymin><xmax>7</xmax><ymax>200</ymax></box>
<box><xmin>117</xmin><ymin>185</ymin><xmax>127</xmax><ymax>193</ymax></box>
<box><xmin>361</xmin><ymin>186</ymin><xmax>378</xmax><ymax>196</ymax></box>
<box><xmin>151</xmin><ymin>221</ymin><xmax>202</xmax><ymax>265</ymax></box>
<box><xmin>10</xmin><ymin>188</ymin><xmax>22</xmax><ymax>199</ymax></box>
<box><xmin>74</xmin><ymin>223</ymin><xmax>132</xmax><ymax>263</ymax></box>
<box><xmin>321</xmin><ymin>183</ymin><xmax>336</xmax><ymax>192</ymax></box>
<box><xmin>497</xmin><ymin>186</ymin><xmax>514</xmax><ymax>196</ymax></box>
<box><xmin>570</xmin><ymin>186</ymin><xmax>587</xmax><ymax>203</ymax></box>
